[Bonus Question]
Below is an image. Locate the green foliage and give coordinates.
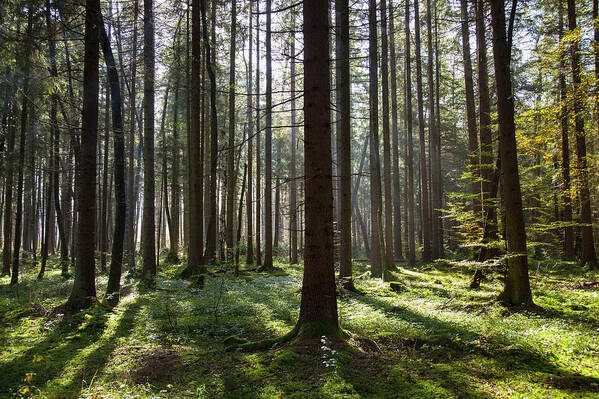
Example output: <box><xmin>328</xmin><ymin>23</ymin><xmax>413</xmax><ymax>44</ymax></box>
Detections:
<box><xmin>1</xmin><ymin>259</ymin><xmax>599</xmax><ymax>398</ymax></box>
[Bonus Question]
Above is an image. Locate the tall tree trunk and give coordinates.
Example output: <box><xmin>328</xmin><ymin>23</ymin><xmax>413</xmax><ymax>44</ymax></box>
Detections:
<box><xmin>558</xmin><ymin>0</ymin><xmax>574</xmax><ymax>259</ymax></box>
<box><xmin>336</xmin><ymin>0</ymin><xmax>352</xmax><ymax>280</ymax></box>
<box><xmin>460</xmin><ymin>0</ymin><xmax>481</xmax><ymax>218</ymax></box>
<box><xmin>67</xmin><ymin>0</ymin><xmax>100</xmax><ymax>308</ymax></box>
<box><xmin>2</xmin><ymin>102</ymin><xmax>15</xmax><ymax>276</ymax></box>
<box><xmin>142</xmin><ymin>0</ymin><xmax>157</xmax><ymax>281</ymax></box>
<box><xmin>414</xmin><ymin>0</ymin><xmax>431</xmax><ymax>262</ymax></box>
<box><xmin>170</xmin><ymin>31</ymin><xmax>181</xmax><ymax>262</ymax></box>
<box><xmin>10</xmin><ymin>8</ymin><xmax>33</xmax><ymax>285</ymax></box>
<box><xmin>427</xmin><ymin>0</ymin><xmax>441</xmax><ymax>259</ymax></box>
<box><xmin>185</xmin><ymin>0</ymin><xmax>205</xmax><ymax>275</ymax></box>
<box><xmin>296</xmin><ymin>0</ymin><xmax>339</xmax><ymax>336</ymax></box>
<box><xmin>234</xmin><ymin>163</ymin><xmax>247</xmax><ymax>268</ymax></box>
<box><xmin>225</xmin><ymin>0</ymin><xmax>237</xmax><ymax>260</ymax></box>
<box><xmin>369</xmin><ymin>0</ymin><xmax>384</xmax><ymax>277</ymax></box>
<box><xmin>490</xmin><ymin>0</ymin><xmax>534</xmax><ymax>305</ymax></box>
<box><xmin>99</xmin><ymin>12</ymin><xmax>126</xmax><ymax>300</ymax></box>
<box><xmin>255</xmin><ymin>0</ymin><xmax>262</xmax><ymax>266</ymax></box>
<box><xmin>405</xmin><ymin>0</ymin><xmax>416</xmax><ymax>265</ymax></box>
<box><xmin>202</xmin><ymin>0</ymin><xmax>219</xmax><ymax>264</ymax></box>
<box><xmin>125</xmin><ymin>0</ymin><xmax>139</xmax><ymax>271</ymax></box>
<box><xmin>389</xmin><ymin>0</ymin><xmax>403</xmax><ymax>261</ymax></box>
<box><xmin>246</xmin><ymin>0</ymin><xmax>254</xmax><ymax>265</ymax></box>
<box><xmin>100</xmin><ymin>79</ymin><xmax>110</xmax><ymax>272</ymax></box>
<box><xmin>380</xmin><ymin>0</ymin><xmax>394</xmax><ymax>273</ymax></box>
<box><xmin>567</xmin><ymin>0</ymin><xmax>598</xmax><ymax>268</ymax></box>
<box><xmin>476</xmin><ymin>0</ymin><xmax>498</xmax><ymax>261</ymax></box>
<box><xmin>263</xmin><ymin>0</ymin><xmax>274</xmax><ymax>269</ymax></box>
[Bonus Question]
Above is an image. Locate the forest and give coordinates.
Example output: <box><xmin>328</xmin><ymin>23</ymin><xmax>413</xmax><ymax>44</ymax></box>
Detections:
<box><xmin>0</xmin><ymin>0</ymin><xmax>599</xmax><ymax>397</ymax></box>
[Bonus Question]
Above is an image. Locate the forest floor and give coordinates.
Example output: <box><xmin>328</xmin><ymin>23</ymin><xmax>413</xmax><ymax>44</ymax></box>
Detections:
<box><xmin>1</xmin><ymin>254</ymin><xmax>599</xmax><ymax>398</ymax></box>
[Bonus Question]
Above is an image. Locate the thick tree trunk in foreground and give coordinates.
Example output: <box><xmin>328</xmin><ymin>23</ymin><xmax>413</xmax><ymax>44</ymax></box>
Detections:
<box><xmin>296</xmin><ymin>0</ymin><xmax>339</xmax><ymax>336</ymax></box>
<box><xmin>336</xmin><ymin>0</ymin><xmax>352</xmax><ymax>281</ymax></box>
<box><xmin>490</xmin><ymin>0</ymin><xmax>533</xmax><ymax>305</ymax></box>
<box><xmin>68</xmin><ymin>0</ymin><xmax>100</xmax><ymax>309</ymax></box>
<box><xmin>567</xmin><ymin>0</ymin><xmax>598</xmax><ymax>268</ymax></box>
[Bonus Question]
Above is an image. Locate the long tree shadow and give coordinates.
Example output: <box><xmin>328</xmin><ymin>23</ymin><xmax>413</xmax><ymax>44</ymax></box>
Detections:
<box><xmin>57</xmin><ymin>298</ymin><xmax>142</xmax><ymax>396</ymax></box>
<box><xmin>0</xmin><ymin>298</ymin><xmax>140</xmax><ymax>397</ymax></box>
<box><xmin>350</xmin><ymin>293</ymin><xmax>599</xmax><ymax>397</ymax></box>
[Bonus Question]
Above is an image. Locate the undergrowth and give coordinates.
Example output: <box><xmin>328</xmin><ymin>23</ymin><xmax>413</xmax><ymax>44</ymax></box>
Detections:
<box><xmin>1</xmin><ymin>254</ymin><xmax>598</xmax><ymax>398</ymax></box>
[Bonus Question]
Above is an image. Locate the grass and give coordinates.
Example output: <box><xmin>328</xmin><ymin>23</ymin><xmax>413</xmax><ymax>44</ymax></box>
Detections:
<box><xmin>1</xmin><ymin>253</ymin><xmax>598</xmax><ymax>398</ymax></box>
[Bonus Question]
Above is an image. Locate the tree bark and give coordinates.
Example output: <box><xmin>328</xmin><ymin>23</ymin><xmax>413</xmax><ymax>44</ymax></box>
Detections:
<box><xmin>369</xmin><ymin>0</ymin><xmax>384</xmax><ymax>277</ymax></box>
<box><xmin>296</xmin><ymin>0</ymin><xmax>339</xmax><ymax>336</ymax></box>
<box><xmin>67</xmin><ymin>0</ymin><xmax>100</xmax><ymax>308</ymax></box>
<box><xmin>289</xmin><ymin>11</ymin><xmax>298</xmax><ymax>264</ymax></box>
<box><xmin>460</xmin><ymin>0</ymin><xmax>481</xmax><ymax>218</ymax></box>
<box><xmin>389</xmin><ymin>0</ymin><xmax>403</xmax><ymax>261</ymax></box>
<box><xmin>141</xmin><ymin>0</ymin><xmax>157</xmax><ymax>281</ymax></box>
<box><xmin>567</xmin><ymin>0</ymin><xmax>598</xmax><ymax>268</ymax></box>
<box><xmin>490</xmin><ymin>0</ymin><xmax>533</xmax><ymax>305</ymax></box>
<box><xmin>414</xmin><ymin>0</ymin><xmax>431</xmax><ymax>262</ymax></box>
<box><xmin>225</xmin><ymin>0</ymin><xmax>237</xmax><ymax>260</ymax></box>
<box><xmin>380</xmin><ymin>0</ymin><xmax>394</xmax><ymax>273</ymax></box>
<box><xmin>99</xmin><ymin>12</ymin><xmax>126</xmax><ymax>300</ymax></box>
<box><xmin>263</xmin><ymin>0</ymin><xmax>274</xmax><ymax>269</ymax></box>
<box><xmin>246</xmin><ymin>0</ymin><xmax>254</xmax><ymax>265</ymax></box>
<box><xmin>255</xmin><ymin>0</ymin><xmax>262</xmax><ymax>266</ymax></box>
<box><xmin>405</xmin><ymin>0</ymin><xmax>416</xmax><ymax>265</ymax></box>
<box><xmin>336</xmin><ymin>0</ymin><xmax>352</xmax><ymax>280</ymax></box>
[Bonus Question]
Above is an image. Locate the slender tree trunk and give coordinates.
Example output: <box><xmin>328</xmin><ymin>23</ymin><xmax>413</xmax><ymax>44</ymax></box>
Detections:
<box><xmin>255</xmin><ymin>1</ymin><xmax>262</xmax><ymax>266</ymax></box>
<box><xmin>380</xmin><ymin>0</ymin><xmax>394</xmax><ymax>273</ymax></box>
<box><xmin>405</xmin><ymin>0</ymin><xmax>416</xmax><ymax>265</ymax></box>
<box><xmin>67</xmin><ymin>0</ymin><xmax>100</xmax><ymax>308</ymax></box>
<box><xmin>427</xmin><ymin>0</ymin><xmax>441</xmax><ymax>259</ymax></box>
<box><xmin>336</xmin><ymin>0</ymin><xmax>352</xmax><ymax>280</ymax></box>
<box><xmin>142</xmin><ymin>0</ymin><xmax>157</xmax><ymax>281</ymax></box>
<box><xmin>558</xmin><ymin>0</ymin><xmax>574</xmax><ymax>259</ymax></box>
<box><xmin>2</xmin><ymin>102</ymin><xmax>15</xmax><ymax>276</ymax></box>
<box><xmin>125</xmin><ymin>0</ymin><xmax>139</xmax><ymax>271</ymax></box>
<box><xmin>414</xmin><ymin>0</ymin><xmax>431</xmax><ymax>263</ymax></box>
<box><xmin>246</xmin><ymin>0</ymin><xmax>254</xmax><ymax>265</ymax></box>
<box><xmin>225</xmin><ymin>0</ymin><xmax>237</xmax><ymax>260</ymax></box>
<box><xmin>100</xmin><ymin>79</ymin><xmax>110</xmax><ymax>272</ymax></box>
<box><xmin>389</xmin><ymin>0</ymin><xmax>403</xmax><ymax>261</ymax></box>
<box><xmin>234</xmin><ymin>163</ymin><xmax>247</xmax><ymax>268</ymax></box>
<box><xmin>263</xmin><ymin>0</ymin><xmax>274</xmax><ymax>269</ymax></box>
<box><xmin>10</xmin><ymin>9</ymin><xmax>33</xmax><ymax>285</ymax></box>
<box><xmin>476</xmin><ymin>0</ymin><xmax>498</xmax><ymax>260</ymax></box>
<box><xmin>99</xmin><ymin>13</ymin><xmax>126</xmax><ymax>299</ymax></box>
<box><xmin>567</xmin><ymin>0</ymin><xmax>598</xmax><ymax>268</ymax></box>
<box><xmin>202</xmin><ymin>0</ymin><xmax>219</xmax><ymax>264</ymax></box>
<box><xmin>490</xmin><ymin>0</ymin><xmax>533</xmax><ymax>305</ymax></box>
<box><xmin>369</xmin><ymin>0</ymin><xmax>384</xmax><ymax>277</ymax></box>
<box><xmin>170</xmin><ymin>31</ymin><xmax>181</xmax><ymax>262</ymax></box>
<box><xmin>296</xmin><ymin>0</ymin><xmax>339</xmax><ymax>336</ymax></box>
<box><xmin>461</xmin><ymin>0</ymin><xmax>480</xmax><ymax>220</ymax></box>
